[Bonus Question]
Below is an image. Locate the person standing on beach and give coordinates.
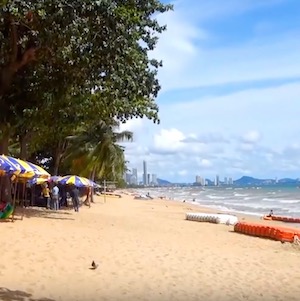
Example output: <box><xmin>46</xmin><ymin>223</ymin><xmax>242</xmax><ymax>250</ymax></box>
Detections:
<box><xmin>70</xmin><ymin>185</ymin><xmax>80</xmax><ymax>212</ymax></box>
<box><xmin>83</xmin><ymin>186</ymin><xmax>91</xmax><ymax>208</ymax></box>
<box><xmin>52</xmin><ymin>184</ymin><xmax>60</xmax><ymax>211</ymax></box>
<box><xmin>42</xmin><ymin>184</ymin><xmax>51</xmax><ymax>209</ymax></box>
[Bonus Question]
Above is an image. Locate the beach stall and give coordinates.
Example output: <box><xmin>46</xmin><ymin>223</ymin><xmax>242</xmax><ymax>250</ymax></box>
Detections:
<box><xmin>58</xmin><ymin>175</ymin><xmax>96</xmax><ymax>207</ymax></box>
<box><xmin>3</xmin><ymin>156</ymin><xmax>50</xmax><ymax>221</ymax></box>
<box><xmin>58</xmin><ymin>175</ymin><xmax>94</xmax><ymax>187</ymax></box>
<box><xmin>0</xmin><ymin>155</ymin><xmax>21</xmax><ymax>220</ymax></box>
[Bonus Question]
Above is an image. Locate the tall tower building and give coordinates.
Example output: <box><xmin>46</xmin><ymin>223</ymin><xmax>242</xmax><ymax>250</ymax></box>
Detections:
<box><xmin>215</xmin><ymin>175</ymin><xmax>219</xmax><ymax>186</ymax></box>
<box><xmin>152</xmin><ymin>174</ymin><xmax>157</xmax><ymax>185</ymax></box>
<box><xmin>132</xmin><ymin>168</ymin><xmax>138</xmax><ymax>185</ymax></box>
<box><xmin>143</xmin><ymin>160</ymin><xmax>148</xmax><ymax>185</ymax></box>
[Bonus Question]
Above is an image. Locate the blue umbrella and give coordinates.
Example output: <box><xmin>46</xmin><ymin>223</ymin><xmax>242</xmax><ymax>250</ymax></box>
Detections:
<box><xmin>49</xmin><ymin>176</ymin><xmax>62</xmax><ymax>183</ymax></box>
<box><xmin>28</xmin><ymin>177</ymin><xmax>49</xmax><ymax>185</ymax></box>
<box><xmin>58</xmin><ymin>175</ymin><xmax>92</xmax><ymax>187</ymax></box>
<box><xmin>0</xmin><ymin>155</ymin><xmax>21</xmax><ymax>176</ymax></box>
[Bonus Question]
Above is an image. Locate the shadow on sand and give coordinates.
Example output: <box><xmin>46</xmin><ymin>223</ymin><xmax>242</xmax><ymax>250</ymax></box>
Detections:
<box><xmin>0</xmin><ymin>287</ymin><xmax>56</xmax><ymax>301</ymax></box>
<box><xmin>12</xmin><ymin>207</ymin><xmax>75</xmax><ymax>221</ymax></box>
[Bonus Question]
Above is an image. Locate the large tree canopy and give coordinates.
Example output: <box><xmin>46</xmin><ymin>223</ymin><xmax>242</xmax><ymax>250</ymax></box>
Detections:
<box><xmin>0</xmin><ymin>0</ymin><xmax>172</xmax><ymax>181</ymax></box>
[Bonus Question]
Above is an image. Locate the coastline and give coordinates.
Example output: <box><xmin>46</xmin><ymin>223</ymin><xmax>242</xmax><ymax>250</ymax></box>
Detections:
<box><xmin>122</xmin><ymin>189</ymin><xmax>300</xmax><ymax>228</ymax></box>
<box><xmin>1</xmin><ymin>192</ymin><xmax>300</xmax><ymax>301</ymax></box>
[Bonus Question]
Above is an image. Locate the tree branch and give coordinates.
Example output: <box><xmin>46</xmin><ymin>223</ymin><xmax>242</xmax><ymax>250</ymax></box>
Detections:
<box><xmin>9</xmin><ymin>16</ymin><xmax>18</xmax><ymax>63</ymax></box>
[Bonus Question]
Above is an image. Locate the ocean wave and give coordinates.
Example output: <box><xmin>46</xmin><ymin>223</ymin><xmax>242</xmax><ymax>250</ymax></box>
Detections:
<box><xmin>279</xmin><ymin>200</ymin><xmax>300</xmax><ymax>204</ymax></box>
<box><xmin>262</xmin><ymin>198</ymin><xmax>276</xmax><ymax>202</ymax></box>
<box><xmin>243</xmin><ymin>196</ymin><xmax>258</xmax><ymax>201</ymax></box>
<box><xmin>234</xmin><ymin>193</ymin><xmax>249</xmax><ymax>197</ymax></box>
<box><xmin>206</xmin><ymin>195</ymin><xmax>226</xmax><ymax>200</ymax></box>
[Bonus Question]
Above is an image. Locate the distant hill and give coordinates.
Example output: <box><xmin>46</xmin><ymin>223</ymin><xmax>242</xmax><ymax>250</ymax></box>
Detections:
<box><xmin>157</xmin><ymin>178</ymin><xmax>171</xmax><ymax>185</ymax></box>
<box><xmin>278</xmin><ymin>178</ymin><xmax>299</xmax><ymax>184</ymax></box>
<box><xmin>234</xmin><ymin>176</ymin><xmax>300</xmax><ymax>186</ymax></box>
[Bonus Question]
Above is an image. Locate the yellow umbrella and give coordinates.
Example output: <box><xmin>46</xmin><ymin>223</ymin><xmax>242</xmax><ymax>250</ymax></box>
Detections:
<box><xmin>5</xmin><ymin>156</ymin><xmax>35</xmax><ymax>179</ymax></box>
<box><xmin>28</xmin><ymin>177</ymin><xmax>49</xmax><ymax>185</ymax></box>
<box><xmin>0</xmin><ymin>155</ymin><xmax>21</xmax><ymax>176</ymax></box>
<box><xmin>5</xmin><ymin>156</ymin><xmax>50</xmax><ymax>179</ymax></box>
<box><xmin>26</xmin><ymin>161</ymin><xmax>50</xmax><ymax>179</ymax></box>
<box><xmin>58</xmin><ymin>175</ymin><xmax>92</xmax><ymax>187</ymax></box>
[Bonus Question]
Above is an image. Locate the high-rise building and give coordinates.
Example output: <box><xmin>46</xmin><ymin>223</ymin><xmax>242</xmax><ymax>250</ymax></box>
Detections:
<box><xmin>132</xmin><ymin>168</ymin><xmax>138</xmax><ymax>185</ymax></box>
<box><xmin>214</xmin><ymin>175</ymin><xmax>219</xmax><ymax>186</ymax></box>
<box><xmin>143</xmin><ymin>161</ymin><xmax>148</xmax><ymax>185</ymax></box>
<box><xmin>224</xmin><ymin>177</ymin><xmax>228</xmax><ymax>185</ymax></box>
<box><xmin>147</xmin><ymin>173</ymin><xmax>150</xmax><ymax>186</ymax></box>
<box><xmin>196</xmin><ymin>176</ymin><xmax>202</xmax><ymax>183</ymax></box>
<box><xmin>228</xmin><ymin>177</ymin><xmax>233</xmax><ymax>185</ymax></box>
<box><xmin>195</xmin><ymin>176</ymin><xmax>205</xmax><ymax>186</ymax></box>
<box><xmin>151</xmin><ymin>174</ymin><xmax>157</xmax><ymax>185</ymax></box>
<box><xmin>125</xmin><ymin>173</ymin><xmax>132</xmax><ymax>184</ymax></box>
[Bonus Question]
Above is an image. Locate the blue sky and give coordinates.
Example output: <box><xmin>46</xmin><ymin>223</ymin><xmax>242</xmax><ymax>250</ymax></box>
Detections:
<box><xmin>120</xmin><ymin>0</ymin><xmax>300</xmax><ymax>183</ymax></box>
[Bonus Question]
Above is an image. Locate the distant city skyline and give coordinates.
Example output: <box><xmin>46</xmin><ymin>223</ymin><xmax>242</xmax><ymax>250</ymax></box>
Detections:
<box><xmin>126</xmin><ymin>161</ymin><xmax>294</xmax><ymax>184</ymax></box>
<box><xmin>124</xmin><ymin>160</ymin><xmax>159</xmax><ymax>186</ymax></box>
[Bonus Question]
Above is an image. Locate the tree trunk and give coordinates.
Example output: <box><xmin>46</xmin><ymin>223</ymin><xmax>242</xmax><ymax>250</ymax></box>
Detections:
<box><xmin>0</xmin><ymin>124</ymin><xmax>12</xmax><ymax>207</ymax></box>
<box><xmin>0</xmin><ymin>65</ymin><xmax>17</xmax><ymax>96</ymax></box>
<box><xmin>19</xmin><ymin>133</ymin><xmax>28</xmax><ymax>160</ymax></box>
<box><xmin>0</xmin><ymin>175</ymin><xmax>12</xmax><ymax>203</ymax></box>
<box><xmin>53</xmin><ymin>139</ymin><xmax>67</xmax><ymax>175</ymax></box>
<box><xmin>90</xmin><ymin>168</ymin><xmax>96</xmax><ymax>203</ymax></box>
<box><xmin>53</xmin><ymin>149</ymin><xmax>61</xmax><ymax>176</ymax></box>
<box><xmin>0</xmin><ymin>125</ymin><xmax>10</xmax><ymax>154</ymax></box>
<box><xmin>0</xmin><ymin>133</ymin><xmax>9</xmax><ymax>155</ymax></box>
<box><xmin>0</xmin><ymin>14</ymin><xmax>39</xmax><ymax>96</ymax></box>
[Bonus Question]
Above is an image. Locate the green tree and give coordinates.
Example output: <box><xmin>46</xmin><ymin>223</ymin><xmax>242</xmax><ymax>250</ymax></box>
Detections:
<box><xmin>0</xmin><ymin>0</ymin><xmax>172</xmax><ymax>155</ymax></box>
<box><xmin>63</xmin><ymin>120</ymin><xmax>133</xmax><ymax>182</ymax></box>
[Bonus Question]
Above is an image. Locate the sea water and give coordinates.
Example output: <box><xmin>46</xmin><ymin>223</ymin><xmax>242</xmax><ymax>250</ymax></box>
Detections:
<box><xmin>135</xmin><ymin>185</ymin><xmax>300</xmax><ymax>218</ymax></box>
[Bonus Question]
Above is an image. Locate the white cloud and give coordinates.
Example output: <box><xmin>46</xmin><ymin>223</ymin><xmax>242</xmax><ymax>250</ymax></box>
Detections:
<box><xmin>122</xmin><ymin>0</ymin><xmax>300</xmax><ymax>183</ymax></box>
<box><xmin>196</xmin><ymin>158</ymin><xmax>212</xmax><ymax>168</ymax></box>
<box><xmin>124</xmin><ymin>82</ymin><xmax>300</xmax><ymax>182</ymax></box>
<box><xmin>240</xmin><ymin>130</ymin><xmax>261</xmax><ymax>144</ymax></box>
<box><xmin>153</xmin><ymin>128</ymin><xmax>185</xmax><ymax>152</ymax></box>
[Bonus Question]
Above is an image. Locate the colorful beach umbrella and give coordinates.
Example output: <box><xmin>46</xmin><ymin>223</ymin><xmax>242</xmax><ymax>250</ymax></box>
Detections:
<box><xmin>58</xmin><ymin>175</ymin><xmax>92</xmax><ymax>187</ymax></box>
<box><xmin>49</xmin><ymin>175</ymin><xmax>62</xmax><ymax>183</ymax></box>
<box><xmin>5</xmin><ymin>156</ymin><xmax>49</xmax><ymax>179</ymax></box>
<box><xmin>25</xmin><ymin>161</ymin><xmax>50</xmax><ymax>179</ymax></box>
<box><xmin>28</xmin><ymin>177</ymin><xmax>49</xmax><ymax>185</ymax></box>
<box><xmin>0</xmin><ymin>155</ymin><xmax>21</xmax><ymax>176</ymax></box>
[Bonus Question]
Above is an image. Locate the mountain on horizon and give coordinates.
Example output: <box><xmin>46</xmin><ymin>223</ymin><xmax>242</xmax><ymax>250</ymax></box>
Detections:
<box><xmin>234</xmin><ymin>176</ymin><xmax>300</xmax><ymax>185</ymax></box>
<box><xmin>157</xmin><ymin>178</ymin><xmax>171</xmax><ymax>185</ymax></box>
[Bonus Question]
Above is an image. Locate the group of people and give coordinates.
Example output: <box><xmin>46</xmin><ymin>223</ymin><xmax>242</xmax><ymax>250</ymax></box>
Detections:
<box><xmin>41</xmin><ymin>183</ymin><xmax>80</xmax><ymax>212</ymax></box>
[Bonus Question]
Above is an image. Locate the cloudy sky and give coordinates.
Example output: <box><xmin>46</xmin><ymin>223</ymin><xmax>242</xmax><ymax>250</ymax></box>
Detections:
<box><xmin>120</xmin><ymin>0</ymin><xmax>300</xmax><ymax>183</ymax></box>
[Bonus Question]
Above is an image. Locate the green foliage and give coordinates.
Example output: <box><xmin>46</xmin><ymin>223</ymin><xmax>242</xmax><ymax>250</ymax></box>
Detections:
<box><xmin>63</xmin><ymin>120</ymin><xmax>133</xmax><ymax>181</ymax></box>
<box><xmin>0</xmin><ymin>0</ymin><xmax>172</xmax><ymax>175</ymax></box>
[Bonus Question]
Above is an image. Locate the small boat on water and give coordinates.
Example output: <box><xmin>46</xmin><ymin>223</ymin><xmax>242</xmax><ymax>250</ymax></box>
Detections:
<box><xmin>263</xmin><ymin>215</ymin><xmax>300</xmax><ymax>223</ymax></box>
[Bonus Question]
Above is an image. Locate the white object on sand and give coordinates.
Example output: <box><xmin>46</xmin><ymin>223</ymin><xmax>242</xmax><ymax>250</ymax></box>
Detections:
<box><xmin>186</xmin><ymin>212</ymin><xmax>238</xmax><ymax>225</ymax></box>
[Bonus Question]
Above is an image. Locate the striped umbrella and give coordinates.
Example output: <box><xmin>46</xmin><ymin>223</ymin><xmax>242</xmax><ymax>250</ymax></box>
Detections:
<box><xmin>49</xmin><ymin>175</ymin><xmax>62</xmax><ymax>183</ymax></box>
<box><xmin>5</xmin><ymin>156</ymin><xmax>50</xmax><ymax>179</ymax></box>
<box><xmin>0</xmin><ymin>155</ymin><xmax>21</xmax><ymax>176</ymax></box>
<box><xmin>25</xmin><ymin>161</ymin><xmax>50</xmax><ymax>179</ymax></box>
<box><xmin>58</xmin><ymin>175</ymin><xmax>92</xmax><ymax>187</ymax></box>
<box><xmin>28</xmin><ymin>177</ymin><xmax>49</xmax><ymax>185</ymax></box>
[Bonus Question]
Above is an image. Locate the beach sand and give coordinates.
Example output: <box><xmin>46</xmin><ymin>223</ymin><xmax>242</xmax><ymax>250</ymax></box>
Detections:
<box><xmin>1</xmin><ymin>193</ymin><xmax>300</xmax><ymax>301</ymax></box>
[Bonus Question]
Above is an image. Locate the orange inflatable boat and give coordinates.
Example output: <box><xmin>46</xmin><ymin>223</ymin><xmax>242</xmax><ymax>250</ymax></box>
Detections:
<box><xmin>234</xmin><ymin>221</ymin><xmax>300</xmax><ymax>243</ymax></box>
<box><xmin>263</xmin><ymin>215</ymin><xmax>300</xmax><ymax>223</ymax></box>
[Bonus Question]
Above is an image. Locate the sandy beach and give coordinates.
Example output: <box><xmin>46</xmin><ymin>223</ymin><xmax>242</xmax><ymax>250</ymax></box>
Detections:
<box><xmin>1</xmin><ymin>193</ymin><xmax>300</xmax><ymax>301</ymax></box>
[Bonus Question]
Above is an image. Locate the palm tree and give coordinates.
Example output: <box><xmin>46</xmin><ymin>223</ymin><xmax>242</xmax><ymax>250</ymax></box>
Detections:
<box><xmin>63</xmin><ymin>119</ymin><xmax>133</xmax><ymax>183</ymax></box>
